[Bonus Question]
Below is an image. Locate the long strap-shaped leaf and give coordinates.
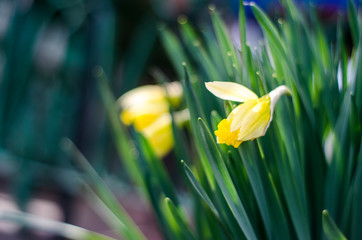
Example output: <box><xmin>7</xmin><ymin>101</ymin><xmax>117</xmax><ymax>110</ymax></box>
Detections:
<box><xmin>182</xmin><ymin>65</ymin><xmax>216</xmax><ymax>190</ymax></box>
<box><xmin>322</xmin><ymin>210</ymin><xmax>347</xmax><ymax>240</ymax></box>
<box><xmin>251</xmin><ymin>3</ymin><xmax>316</xmax><ymax>130</ymax></box>
<box><xmin>197</xmin><ymin>118</ymin><xmax>257</xmax><ymax>240</ymax></box>
<box><xmin>96</xmin><ymin>67</ymin><xmax>143</xmax><ymax>188</ymax></box>
<box><xmin>351</xmin><ymin>142</ymin><xmax>362</xmax><ymax>240</ymax></box>
<box><xmin>179</xmin><ymin>21</ymin><xmax>221</xmax><ymax>83</ymax></box>
<box><xmin>238</xmin><ymin>142</ymin><xmax>291</xmax><ymax>240</ymax></box>
<box><xmin>0</xmin><ymin>210</ymin><xmax>115</xmax><ymax>240</ymax></box>
<box><xmin>163</xmin><ymin>197</ymin><xmax>196</xmax><ymax>240</ymax></box>
<box><xmin>182</xmin><ymin>160</ymin><xmax>220</xmax><ymax>218</ymax></box>
<box><xmin>63</xmin><ymin>139</ymin><xmax>146</xmax><ymax>240</ymax></box>
<box><xmin>210</xmin><ymin>6</ymin><xmax>241</xmax><ymax>82</ymax></box>
<box><xmin>348</xmin><ymin>0</ymin><xmax>359</xmax><ymax>47</ymax></box>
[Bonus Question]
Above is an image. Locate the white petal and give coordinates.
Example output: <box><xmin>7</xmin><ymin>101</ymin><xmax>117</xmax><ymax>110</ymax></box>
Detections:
<box><xmin>205</xmin><ymin>81</ymin><xmax>258</xmax><ymax>102</ymax></box>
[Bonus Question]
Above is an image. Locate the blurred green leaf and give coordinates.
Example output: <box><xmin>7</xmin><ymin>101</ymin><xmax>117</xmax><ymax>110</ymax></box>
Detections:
<box><xmin>135</xmin><ymin>132</ymin><xmax>179</xmax><ymax>205</ymax></box>
<box><xmin>160</xmin><ymin>28</ymin><xmax>192</xmax><ymax>78</ymax></box>
<box><xmin>210</xmin><ymin>6</ymin><xmax>241</xmax><ymax>81</ymax></box>
<box><xmin>179</xmin><ymin>21</ymin><xmax>221</xmax><ymax>82</ymax></box>
<box><xmin>95</xmin><ymin>67</ymin><xmax>144</xmax><ymax>188</ymax></box>
<box><xmin>164</xmin><ymin>197</ymin><xmax>196</xmax><ymax>240</ymax></box>
<box><xmin>322</xmin><ymin>210</ymin><xmax>347</xmax><ymax>240</ymax></box>
<box><xmin>62</xmin><ymin>139</ymin><xmax>145</xmax><ymax>240</ymax></box>
<box><xmin>348</xmin><ymin>0</ymin><xmax>359</xmax><ymax>47</ymax></box>
<box><xmin>122</xmin><ymin>16</ymin><xmax>158</xmax><ymax>93</ymax></box>
<box><xmin>0</xmin><ymin>210</ymin><xmax>115</xmax><ymax>240</ymax></box>
<box><xmin>351</xmin><ymin>143</ymin><xmax>362</xmax><ymax>240</ymax></box>
<box><xmin>181</xmin><ymin>65</ymin><xmax>216</xmax><ymax>190</ymax></box>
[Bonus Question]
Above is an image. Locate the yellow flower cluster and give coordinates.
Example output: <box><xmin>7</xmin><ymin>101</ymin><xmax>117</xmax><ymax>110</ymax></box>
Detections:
<box><xmin>118</xmin><ymin>82</ymin><xmax>188</xmax><ymax>157</ymax></box>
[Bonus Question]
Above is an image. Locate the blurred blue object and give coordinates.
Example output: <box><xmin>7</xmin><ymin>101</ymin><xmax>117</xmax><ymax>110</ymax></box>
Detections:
<box><xmin>228</xmin><ymin>0</ymin><xmax>359</xmax><ymax>16</ymax></box>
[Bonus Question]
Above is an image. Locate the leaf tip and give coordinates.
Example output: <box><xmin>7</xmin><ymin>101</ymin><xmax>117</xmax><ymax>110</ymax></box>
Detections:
<box><xmin>249</xmin><ymin>1</ymin><xmax>256</xmax><ymax>6</ymax></box>
<box><xmin>93</xmin><ymin>65</ymin><xmax>103</xmax><ymax>78</ymax></box>
<box><xmin>177</xmin><ymin>15</ymin><xmax>188</xmax><ymax>25</ymax></box>
<box><xmin>208</xmin><ymin>4</ymin><xmax>216</xmax><ymax>11</ymax></box>
<box><xmin>60</xmin><ymin>138</ymin><xmax>73</xmax><ymax>152</ymax></box>
<box><xmin>322</xmin><ymin>209</ymin><xmax>328</xmax><ymax>216</ymax></box>
<box><xmin>157</xmin><ymin>23</ymin><xmax>166</xmax><ymax>31</ymax></box>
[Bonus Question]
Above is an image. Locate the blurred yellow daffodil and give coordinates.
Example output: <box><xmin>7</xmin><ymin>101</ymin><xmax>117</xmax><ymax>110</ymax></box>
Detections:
<box><xmin>117</xmin><ymin>82</ymin><xmax>183</xmax><ymax>131</ymax></box>
<box><xmin>142</xmin><ymin>109</ymin><xmax>189</xmax><ymax>157</ymax></box>
<box><xmin>118</xmin><ymin>82</ymin><xmax>188</xmax><ymax>158</ymax></box>
<box><xmin>205</xmin><ymin>81</ymin><xmax>291</xmax><ymax>148</ymax></box>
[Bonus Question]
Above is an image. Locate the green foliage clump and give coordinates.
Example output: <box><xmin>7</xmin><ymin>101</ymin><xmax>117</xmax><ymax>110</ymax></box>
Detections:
<box><xmin>68</xmin><ymin>0</ymin><xmax>362</xmax><ymax>239</ymax></box>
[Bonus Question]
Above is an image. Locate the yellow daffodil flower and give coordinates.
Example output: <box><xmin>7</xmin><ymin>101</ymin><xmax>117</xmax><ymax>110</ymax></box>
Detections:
<box><xmin>117</xmin><ymin>82</ymin><xmax>183</xmax><ymax>131</ymax></box>
<box><xmin>142</xmin><ymin>109</ymin><xmax>189</xmax><ymax>157</ymax></box>
<box><xmin>205</xmin><ymin>81</ymin><xmax>291</xmax><ymax>148</ymax></box>
<box><xmin>118</xmin><ymin>82</ymin><xmax>188</xmax><ymax>158</ymax></box>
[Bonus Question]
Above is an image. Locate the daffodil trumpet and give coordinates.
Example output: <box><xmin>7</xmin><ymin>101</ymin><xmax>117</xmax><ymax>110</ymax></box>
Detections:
<box><xmin>205</xmin><ymin>81</ymin><xmax>291</xmax><ymax>148</ymax></box>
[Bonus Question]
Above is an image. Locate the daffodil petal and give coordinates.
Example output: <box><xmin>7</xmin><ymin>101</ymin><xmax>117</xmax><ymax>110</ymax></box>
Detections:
<box><xmin>227</xmin><ymin>104</ymin><xmax>242</xmax><ymax>121</ymax></box>
<box><xmin>117</xmin><ymin>82</ymin><xmax>183</xmax><ymax>109</ymax></box>
<box><xmin>269</xmin><ymin>85</ymin><xmax>292</xmax><ymax>113</ymax></box>
<box><xmin>230</xmin><ymin>96</ymin><xmax>271</xmax><ymax>141</ymax></box>
<box><xmin>237</xmin><ymin>106</ymin><xmax>271</xmax><ymax>140</ymax></box>
<box><xmin>142</xmin><ymin>113</ymin><xmax>173</xmax><ymax>157</ymax></box>
<box><xmin>117</xmin><ymin>85</ymin><xmax>165</xmax><ymax>109</ymax></box>
<box><xmin>205</xmin><ymin>81</ymin><xmax>258</xmax><ymax>102</ymax></box>
<box><xmin>229</xmin><ymin>99</ymin><xmax>259</xmax><ymax>132</ymax></box>
<box><xmin>120</xmin><ymin>102</ymin><xmax>170</xmax><ymax>130</ymax></box>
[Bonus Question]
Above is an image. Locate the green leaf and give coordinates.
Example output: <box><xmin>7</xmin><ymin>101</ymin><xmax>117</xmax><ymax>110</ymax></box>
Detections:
<box><xmin>197</xmin><ymin>118</ymin><xmax>257</xmax><ymax>240</ymax></box>
<box><xmin>135</xmin><ymin>133</ymin><xmax>179</xmax><ymax>205</ymax></box>
<box><xmin>164</xmin><ymin>197</ymin><xmax>196</xmax><ymax>240</ymax></box>
<box><xmin>348</xmin><ymin>0</ymin><xmax>359</xmax><ymax>47</ymax></box>
<box><xmin>273</xmin><ymin>99</ymin><xmax>311</xmax><ymax>240</ymax></box>
<box><xmin>238</xmin><ymin>0</ymin><xmax>248</xmax><ymax>65</ymax></box>
<box><xmin>182</xmin><ymin>160</ymin><xmax>220</xmax><ymax>218</ymax></box>
<box><xmin>179</xmin><ymin>21</ymin><xmax>221</xmax><ymax>82</ymax></box>
<box><xmin>351</xmin><ymin>142</ymin><xmax>362</xmax><ymax>240</ymax></box>
<box><xmin>250</xmin><ymin>3</ymin><xmax>284</xmax><ymax>61</ymax></box>
<box><xmin>95</xmin><ymin>67</ymin><xmax>143</xmax><ymax>188</ymax></box>
<box><xmin>160</xmin><ymin>27</ymin><xmax>192</xmax><ymax>78</ymax></box>
<box><xmin>62</xmin><ymin>139</ymin><xmax>145</xmax><ymax>240</ymax></box>
<box><xmin>0</xmin><ymin>210</ymin><xmax>115</xmax><ymax>240</ymax></box>
<box><xmin>122</xmin><ymin>17</ymin><xmax>158</xmax><ymax>92</ymax></box>
<box><xmin>322</xmin><ymin>210</ymin><xmax>347</xmax><ymax>240</ymax></box>
<box><xmin>252</xmin><ymin>3</ymin><xmax>316</xmax><ymax>129</ymax></box>
<box><xmin>238</xmin><ymin>144</ymin><xmax>272</xmax><ymax>239</ymax></box>
<box><xmin>210</xmin><ymin>6</ymin><xmax>241</xmax><ymax>80</ymax></box>
<box><xmin>142</xmin><ymin>170</ymin><xmax>174</xmax><ymax>239</ymax></box>
<box><xmin>182</xmin><ymin>65</ymin><xmax>216</xmax><ymax>190</ymax></box>
<box><xmin>238</xmin><ymin>142</ymin><xmax>291</xmax><ymax>240</ymax></box>
<box><xmin>324</xmin><ymin>91</ymin><xmax>352</xmax><ymax>218</ymax></box>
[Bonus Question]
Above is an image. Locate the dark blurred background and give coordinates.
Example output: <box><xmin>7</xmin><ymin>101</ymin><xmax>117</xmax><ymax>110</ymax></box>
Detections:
<box><xmin>0</xmin><ymin>0</ymin><xmax>353</xmax><ymax>239</ymax></box>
